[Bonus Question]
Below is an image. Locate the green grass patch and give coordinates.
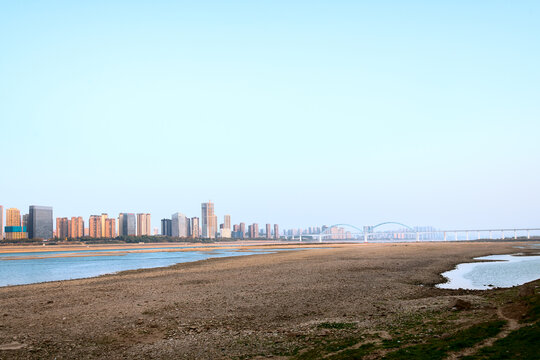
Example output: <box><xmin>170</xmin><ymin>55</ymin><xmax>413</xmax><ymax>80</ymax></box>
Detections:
<box><xmin>292</xmin><ymin>337</ymin><xmax>363</xmax><ymax>360</ymax></box>
<box><xmin>326</xmin><ymin>343</ymin><xmax>376</xmax><ymax>360</ymax></box>
<box><xmin>462</xmin><ymin>321</ymin><xmax>540</xmax><ymax>359</ymax></box>
<box><xmin>323</xmin><ymin>337</ymin><xmax>360</xmax><ymax>353</ymax></box>
<box><xmin>317</xmin><ymin>322</ymin><xmax>357</xmax><ymax>330</ymax></box>
<box><xmin>523</xmin><ymin>291</ymin><xmax>540</xmax><ymax>323</ymax></box>
<box><xmin>381</xmin><ymin>339</ymin><xmax>404</xmax><ymax>349</ymax></box>
<box><xmin>383</xmin><ymin>320</ymin><xmax>506</xmax><ymax>360</ymax></box>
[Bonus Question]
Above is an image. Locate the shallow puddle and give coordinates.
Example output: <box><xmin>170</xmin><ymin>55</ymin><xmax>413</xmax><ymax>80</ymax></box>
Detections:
<box><xmin>437</xmin><ymin>253</ymin><xmax>540</xmax><ymax>290</ymax></box>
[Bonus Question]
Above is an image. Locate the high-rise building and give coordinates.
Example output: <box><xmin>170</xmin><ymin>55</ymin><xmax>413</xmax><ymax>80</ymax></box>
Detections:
<box><xmin>186</xmin><ymin>217</ymin><xmax>191</xmax><ymax>237</ymax></box>
<box><xmin>232</xmin><ymin>224</ymin><xmax>243</xmax><ymax>239</ymax></box>
<box><xmin>118</xmin><ymin>213</ymin><xmax>124</xmax><ymax>236</ymax></box>
<box><xmin>266</xmin><ymin>224</ymin><xmax>271</xmax><ymax>239</ymax></box>
<box><xmin>0</xmin><ymin>205</ymin><xmax>3</xmax><ymax>239</ymax></box>
<box><xmin>239</xmin><ymin>222</ymin><xmax>246</xmax><ymax>238</ymax></box>
<box><xmin>137</xmin><ymin>214</ymin><xmax>143</xmax><ymax>236</ymax></box>
<box><xmin>100</xmin><ymin>214</ymin><xmax>108</xmax><ymax>238</ymax></box>
<box><xmin>191</xmin><ymin>217</ymin><xmax>200</xmax><ymax>238</ymax></box>
<box><xmin>105</xmin><ymin>218</ymin><xmax>116</xmax><ymax>238</ymax></box>
<box><xmin>28</xmin><ymin>205</ymin><xmax>53</xmax><ymax>240</ymax></box>
<box><xmin>5</xmin><ymin>208</ymin><xmax>26</xmax><ymax>240</ymax></box>
<box><xmin>161</xmin><ymin>218</ymin><xmax>172</xmax><ymax>236</ymax></box>
<box><xmin>119</xmin><ymin>213</ymin><xmax>136</xmax><ymax>236</ymax></box>
<box><xmin>56</xmin><ymin>217</ymin><xmax>69</xmax><ymax>239</ymax></box>
<box><xmin>137</xmin><ymin>213</ymin><xmax>151</xmax><ymax>236</ymax></box>
<box><xmin>171</xmin><ymin>213</ymin><xmax>188</xmax><ymax>237</ymax></box>
<box><xmin>249</xmin><ymin>223</ymin><xmax>259</xmax><ymax>239</ymax></box>
<box><xmin>7</xmin><ymin>209</ymin><xmax>21</xmax><ymax>227</ymax></box>
<box><xmin>69</xmin><ymin>217</ymin><xmax>84</xmax><ymax>238</ymax></box>
<box><xmin>274</xmin><ymin>224</ymin><xmax>279</xmax><ymax>239</ymax></box>
<box><xmin>201</xmin><ymin>201</ymin><xmax>217</xmax><ymax>238</ymax></box>
<box><xmin>221</xmin><ymin>215</ymin><xmax>232</xmax><ymax>238</ymax></box>
<box><xmin>89</xmin><ymin>215</ymin><xmax>102</xmax><ymax>238</ymax></box>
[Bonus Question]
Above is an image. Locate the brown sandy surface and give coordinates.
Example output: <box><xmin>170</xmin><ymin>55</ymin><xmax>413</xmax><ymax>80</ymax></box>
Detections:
<box><xmin>0</xmin><ymin>241</ymin><xmax>291</xmax><ymax>254</ymax></box>
<box><xmin>0</xmin><ymin>241</ymin><xmax>537</xmax><ymax>359</ymax></box>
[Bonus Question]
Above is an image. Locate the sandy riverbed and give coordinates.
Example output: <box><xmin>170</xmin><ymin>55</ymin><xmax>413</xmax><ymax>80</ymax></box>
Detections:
<box><xmin>0</xmin><ymin>241</ymin><xmax>296</xmax><ymax>254</ymax></box>
<box><xmin>0</xmin><ymin>241</ymin><xmax>537</xmax><ymax>359</ymax></box>
<box><xmin>0</xmin><ymin>243</ymin><xmax>332</xmax><ymax>260</ymax></box>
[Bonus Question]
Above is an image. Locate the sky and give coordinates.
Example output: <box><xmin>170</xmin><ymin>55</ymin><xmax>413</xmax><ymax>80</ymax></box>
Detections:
<box><xmin>1</xmin><ymin>1</ymin><xmax>539</xmax><ymax>231</ymax></box>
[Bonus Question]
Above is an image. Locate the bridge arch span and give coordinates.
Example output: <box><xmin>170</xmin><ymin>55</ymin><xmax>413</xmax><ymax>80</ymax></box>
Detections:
<box><xmin>371</xmin><ymin>222</ymin><xmax>414</xmax><ymax>231</ymax></box>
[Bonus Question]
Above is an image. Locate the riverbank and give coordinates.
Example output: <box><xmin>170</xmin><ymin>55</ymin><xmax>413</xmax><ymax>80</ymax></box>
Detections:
<box><xmin>0</xmin><ymin>241</ymin><xmax>538</xmax><ymax>359</ymax></box>
<box><xmin>0</xmin><ymin>243</ymin><xmax>328</xmax><ymax>261</ymax></box>
<box><xmin>0</xmin><ymin>241</ymin><xmax>308</xmax><ymax>254</ymax></box>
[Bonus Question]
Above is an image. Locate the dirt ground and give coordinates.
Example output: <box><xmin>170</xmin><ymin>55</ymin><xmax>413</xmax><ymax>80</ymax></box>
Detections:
<box><xmin>0</xmin><ymin>241</ymin><xmax>537</xmax><ymax>359</ymax></box>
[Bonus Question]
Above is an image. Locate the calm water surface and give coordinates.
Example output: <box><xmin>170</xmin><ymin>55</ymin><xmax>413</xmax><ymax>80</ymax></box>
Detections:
<box><xmin>0</xmin><ymin>247</ymin><xmax>293</xmax><ymax>287</ymax></box>
<box><xmin>437</xmin><ymin>253</ymin><xmax>540</xmax><ymax>290</ymax></box>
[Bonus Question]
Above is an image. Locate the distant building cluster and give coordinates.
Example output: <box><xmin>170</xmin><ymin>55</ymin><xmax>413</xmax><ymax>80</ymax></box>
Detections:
<box><xmin>0</xmin><ymin>204</ymin><xmax>444</xmax><ymax>242</ymax></box>
<box><xmin>0</xmin><ymin>205</ymin><xmax>154</xmax><ymax>241</ymax></box>
<box><xmin>279</xmin><ymin>226</ymin><xmax>353</xmax><ymax>239</ymax></box>
<box><xmin>0</xmin><ymin>205</ymin><xmax>53</xmax><ymax>240</ymax></box>
<box><xmin>161</xmin><ymin>201</ymin><xmax>280</xmax><ymax>240</ymax></box>
<box><xmin>0</xmin><ymin>202</ymin><xmax>281</xmax><ymax>241</ymax></box>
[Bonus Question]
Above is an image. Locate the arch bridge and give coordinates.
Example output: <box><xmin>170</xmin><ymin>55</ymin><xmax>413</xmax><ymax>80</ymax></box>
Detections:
<box><xmin>289</xmin><ymin>223</ymin><xmax>540</xmax><ymax>243</ymax></box>
<box><xmin>290</xmin><ymin>222</ymin><xmax>415</xmax><ymax>242</ymax></box>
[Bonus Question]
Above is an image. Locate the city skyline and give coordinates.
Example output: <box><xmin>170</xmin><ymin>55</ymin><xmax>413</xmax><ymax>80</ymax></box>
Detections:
<box><xmin>2</xmin><ymin>202</ymin><xmax>423</xmax><ymax>240</ymax></box>
<box><xmin>1</xmin><ymin>2</ymin><xmax>539</xmax><ymax>230</ymax></box>
<box><xmin>3</xmin><ymin>199</ymin><xmax>540</xmax><ymax>240</ymax></box>
<box><xmin>0</xmin><ymin>202</ymin><xmax>286</xmax><ymax>240</ymax></box>
<box><xmin>2</xmin><ymin>199</ymin><xmax>539</xmax><ymax>241</ymax></box>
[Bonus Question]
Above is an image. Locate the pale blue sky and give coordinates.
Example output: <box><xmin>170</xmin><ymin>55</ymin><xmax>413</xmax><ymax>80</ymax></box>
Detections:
<box><xmin>1</xmin><ymin>1</ymin><xmax>539</xmax><ymax>230</ymax></box>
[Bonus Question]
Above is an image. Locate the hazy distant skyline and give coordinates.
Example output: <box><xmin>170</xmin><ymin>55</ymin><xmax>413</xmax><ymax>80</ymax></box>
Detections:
<box><xmin>1</xmin><ymin>1</ymin><xmax>539</xmax><ymax>230</ymax></box>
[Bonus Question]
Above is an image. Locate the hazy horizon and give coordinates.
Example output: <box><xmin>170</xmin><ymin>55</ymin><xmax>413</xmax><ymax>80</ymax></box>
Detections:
<box><xmin>1</xmin><ymin>1</ymin><xmax>539</xmax><ymax>231</ymax></box>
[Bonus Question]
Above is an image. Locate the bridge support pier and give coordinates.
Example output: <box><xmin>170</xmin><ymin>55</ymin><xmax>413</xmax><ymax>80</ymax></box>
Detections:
<box><xmin>502</xmin><ymin>230</ymin><xmax>505</xmax><ymax>239</ymax></box>
<box><xmin>489</xmin><ymin>231</ymin><xmax>492</xmax><ymax>240</ymax></box>
<box><xmin>466</xmin><ymin>231</ymin><xmax>469</xmax><ymax>241</ymax></box>
<box><xmin>416</xmin><ymin>232</ymin><xmax>419</xmax><ymax>242</ymax></box>
<box><xmin>528</xmin><ymin>230</ymin><xmax>531</xmax><ymax>240</ymax></box>
<box><xmin>514</xmin><ymin>230</ymin><xmax>517</xmax><ymax>240</ymax></box>
<box><xmin>455</xmin><ymin>232</ymin><xmax>458</xmax><ymax>241</ymax></box>
<box><xmin>364</xmin><ymin>232</ymin><xmax>368</xmax><ymax>243</ymax></box>
<box><xmin>444</xmin><ymin>232</ymin><xmax>447</xmax><ymax>241</ymax></box>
